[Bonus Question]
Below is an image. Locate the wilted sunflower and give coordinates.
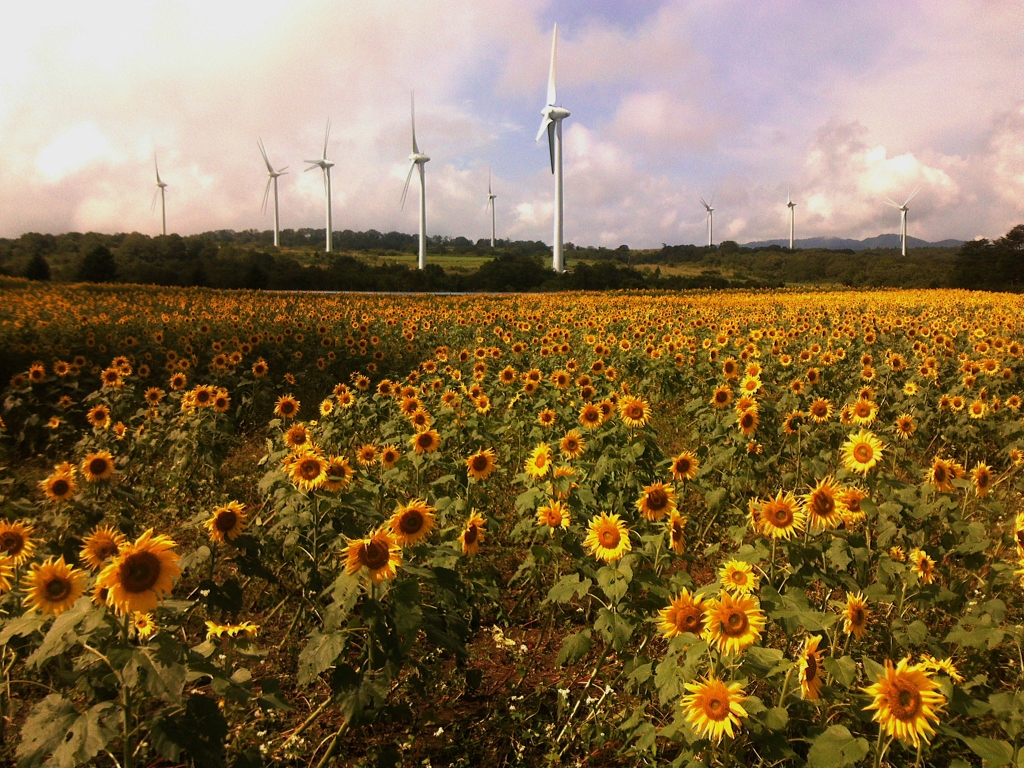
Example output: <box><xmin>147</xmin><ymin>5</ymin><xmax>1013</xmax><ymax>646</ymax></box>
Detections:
<box><xmin>536</xmin><ymin>499</ymin><xmax>570</xmax><ymax>530</ymax></box>
<box><xmin>757</xmin><ymin>491</ymin><xmax>806</xmax><ymax>539</ymax></box>
<box><xmin>658</xmin><ymin>589</ymin><xmax>706</xmax><ymax>638</ymax></box>
<box><xmin>798</xmin><ymin>635</ymin><xmax>825</xmax><ymax>701</ymax></box>
<box><xmin>803</xmin><ymin>476</ymin><xmax>843</xmax><ymax>533</ymax></box>
<box><xmin>40</xmin><ymin>467</ymin><xmax>77</xmax><ymax>503</ymax></box>
<box><xmin>681</xmin><ymin>674</ymin><xmax>748</xmax><ymax>742</ymax></box>
<box><xmin>274</xmin><ymin>394</ymin><xmax>300</xmax><ymax>419</ymax></box>
<box><xmin>702</xmin><ymin>592</ymin><xmax>765</xmax><ymax>656</ymax></box>
<box><xmin>96</xmin><ymin>529</ymin><xmax>181</xmax><ymax>614</ymax></box>
<box><xmin>205</xmin><ymin>501</ymin><xmax>248</xmax><ymax>543</ymax></box>
<box><xmin>971</xmin><ymin>462</ymin><xmax>992</xmax><ymax>497</ymax></box>
<box><xmin>289</xmin><ymin>451</ymin><xmax>328</xmax><ymax>491</ymax></box>
<box><xmin>411</xmin><ymin>428</ymin><xmax>441</xmax><ymax>455</ymax></box>
<box><xmin>344</xmin><ymin>528</ymin><xmax>402</xmax><ymax>584</ymax></box>
<box><xmin>618</xmin><ymin>395</ymin><xmax>651</xmax><ymax>429</ymax></box>
<box><xmin>843</xmin><ymin>592</ymin><xmax>870</xmax><ymax>639</ymax></box>
<box><xmin>559</xmin><ymin>429</ymin><xmax>586</xmax><ymax>460</ymax></box>
<box><xmin>80</xmin><ymin>525</ymin><xmax>127</xmax><ymax>570</ymax></box>
<box><xmin>667</xmin><ymin>510</ymin><xmax>687</xmax><ymax>554</ymax></box>
<box><xmin>670</xmin><ymin>451</ymin><xmax>699</xmax><ymax>482</ymax></box>
<box><xmin>840</xmin><ymin>430</ymin><xmax>884</xmax><ymax>475</ymax></box>
<box><xmin>719</xmin><ymin>560</ymin><xmax>759</xmax><ymax>595</ymax></box>
<box><xmin>584</xmin><ymin>513</ymin><xmax>631</xmax><ymax>562</ymax></box>
<box><xmin>909</xmin><ymin>548</ymin><xmax>936</xmax><ymax>585</ymax></box>
<box><xmin>82</xmin><ymin>450</ymin><xmax>116</xmax><ymax>482</ymax></box>
<box><xmin>23</xmin><ymin>556</ymin><xmax>86</xmax><ymax>617</ymax></box>
<box><xmin>863</xmin><ymin>658</ymin><xmax>945</xmax><ymax>748</ymax></box>
<box><xmin>387</xmin><ymin>499</ymin><xmax>436</xmax><ymax>546</ymax></box>
<box><xmin>636</xmin><ymin>482</ymin><xmax>676</xmax><ymax>521</ymax></box>
<box><xmin>460</xmin><ymin>512</ymin><xmax>486</xmax><ymax>556</ymax></box>
<box><xmin>525</xmin><ymin>442</ymin><xmax>553</xmax><ymax>478</ymax></box>
<box><xmin>0</xmin><ymin>520</ymin><xmax>36</xmax><ymax>564</ymax></box>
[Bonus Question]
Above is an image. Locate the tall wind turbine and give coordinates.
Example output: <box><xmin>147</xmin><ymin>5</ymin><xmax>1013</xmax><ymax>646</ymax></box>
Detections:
<box><xmin>153</xmin><ymin>155</ymin><xmax>168</xmax><ymax>236</ymax></box>
<box><xmin>787</xmin><ymin>191</ymin><xmax>796</xmax><ymax>250</ymax></box>
<box><xmin>885</xmin><ymin>186</ymin><xmax>920</xmax><ymax>256</ymax></box>
<box><xmin>400</xmin><ymin>92</ymin><xmax>430</xmax><ymax>270</ymax></box>
<box><xmin>536</xmin><ymin>23</ymin><xmax>570</xmax><ymax>273</ymax></box>
<box><xmin>700</xmin><ymin>196</ymin><xmax>714</xmax><ymax>247</ymax></box>
<box><xmin>487</xmin><ymin>169</ymin><xmax>497</xmax><ymax>247</ymax></box>
<box><xmin>305</xmin><ymin>120</ymin><xmax>334</xmax><ymax>253</ymax></box>
<box><xmin>258</xmin><ymin>138</ymin><xmax>288</xmax><ymax>248</ymax></box>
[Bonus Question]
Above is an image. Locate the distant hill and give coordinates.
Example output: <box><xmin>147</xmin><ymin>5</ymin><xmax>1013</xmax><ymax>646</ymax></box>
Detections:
<box><xmin>741</xmin><ymin>234</ymin><xmax>965</xmax><ymax>250</ymax></box>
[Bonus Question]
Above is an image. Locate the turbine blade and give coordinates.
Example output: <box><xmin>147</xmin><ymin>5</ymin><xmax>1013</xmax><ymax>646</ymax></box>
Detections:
<box><xmin>535</xmin><ymin>115</ymin><xmax>553</xmax><ymax>143</ymax></box>
<box><xmin>304</xmin><ymin>162</ymin><xmax>320</xmax><ymax>171</ymax></box>
<box><xmin>278</xmin><ymin>166</ymin><xmax>289</xmax><ymax>174</ymax></box>
<box><xmin>322</xmin><ymin>166</ymin><xmax>329</xmax><ymax>198</ymax></box>
<box><xmin>258</xmin><ymin>138</ymin><xmax>274</xmax><ymax>173</ymax></box>
<box><xmin>547</xmin><ymin>24</ymin><xmax>558</xmax><ymax>106</ymax></box>
<box><xmin>547</xmin><ymin>121</ymin><xmax>555</xmax><ymax>174</ymax></box>
<box><xmin>904</xmin><ymin>185</ymin><xmax>920</xmax><ymax>207</ymax></box>
<box><xmin>488</xmin><ymin>167</ymin><xmax>492</xmax><ymax>196</ymax></box>
<box><xmin>262</xmin><ymin>177</ymin><xmax>273</xmax><ymax>213</ymax></box>
<box><xmin>411</xmin><ymin>92</ymin><xmax>419</xmax><ymax>154</ymax></box>
<box><xmin>400</xmin><ymin>160</ymin><xmax>416</xmax><ymax>210</ymax></box>
<box><xmin>700</xmin><ymin>197</ymin><xmax>709</xmax><ymax>210</ymax></box>
<box><xmin>154</xmin><ymin>155</ymin><xmax>161</xmax><ymax>184</ymax></box>
<box><xmin>884</xmin><ymin>197</ymin><xmax>900</xmax><ymax>208</ymax></box>
<box><xmin>151</xmin><ymin>188</ymin><xmax>159</xmax><ymax>213</ymax></box>
<box><xmin>323</xmin><ymin>119</ymin><xmax>331</xmax><ymax>160</ymax></box>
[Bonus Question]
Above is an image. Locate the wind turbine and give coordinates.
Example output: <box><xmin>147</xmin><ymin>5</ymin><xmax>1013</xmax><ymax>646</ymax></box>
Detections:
<box><xmin>258</xmin><ymin>138</ymin><xmax>288</xmax><ymax>248</ymax></box>
<box><xmin>786</xmin><ymin>191</ymin><xmax>796</xmax><ymax>250</ymax></box>
<box><xmin>305</xmin><ymin>120</ymin><xmax>334</xmax><ymax>253</ymax></box>
<box><xmin>153</xmin><ymin>155</ymin><xmax>168</xmax><ymax>236</ymax></box>
<box><xmin>536</xmin><ymin>23</ymin><xmax>570</xmax><ymax>273</ymax></box>
<box><xmin>400</xmin><ymin>92</ymin><xmax>430</xmax><ymax>270</ymax></box>
<box><xmin>486</xmin><ymin>169</ymin><xmax>497</xmax><ymax>247</ymax></box>
<box><xmin>700</xmin><ymin>196</ymin><xmax>714</xmax><ymax>247</ymax></box>
<box><xmin>885</xmin><ymin>186</ymin><xmax>920</xmax><ymax>256</ymax></box>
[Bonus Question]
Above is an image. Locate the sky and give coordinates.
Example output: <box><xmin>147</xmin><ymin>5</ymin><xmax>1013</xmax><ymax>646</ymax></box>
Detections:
<box><xmin>2</xmin><ymin>0</ymin><xmax>1024</xmax><ymax>248</ymax></box>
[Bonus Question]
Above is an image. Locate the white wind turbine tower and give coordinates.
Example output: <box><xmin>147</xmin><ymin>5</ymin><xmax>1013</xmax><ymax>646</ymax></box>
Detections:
<box><xmin>258</xmin><ymin>138</ymin><xmax>288</xmax><ymax>248</ymax></box>
<box><xmin>400</xmin><ymin>92</ymin><xmax>430</xmax><ymax>270</ymax></box>
<box><xmin>487</xmin><ymin>169</ymin><xmax>497</xmax><ymax>247</ymax></box>
<box><xmin>885</xmin><ymin>186</ymin><xmax>920</xmax><ymax>256</ymax></box>
<box><xmin>304</xmin><ymin>120</ymin><xmax>334</xmax><ymax>253</ymax></box>
<box><xmin>787</xmin><ymin>191</ymin><xmax>796</xmax><ymax>250</ymax></box>
<box><xmin>536</xmin><ymin>23</ymin><xmax>571</xmax><ymax>273</ymax></box>
<box><xmin>153</xmin><ymin>155</ymin><xmax>168</xmax><ymax>236</ymax></box>
<box><xmin>700</xmin><ymin>196</ymin><xmax>714</xmax><ymax>247</ymax></box>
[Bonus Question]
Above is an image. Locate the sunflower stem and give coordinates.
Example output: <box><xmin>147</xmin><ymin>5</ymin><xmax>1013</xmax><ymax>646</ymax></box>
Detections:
<box><xmin>121</xmin><ymin>615</ymin><xmax>134</xmax><ymax>768</ymax></box>
<box><xmin>777</xmin><ymin>665</ymin><xmax>794</xmax><ymax>707</ymax></box>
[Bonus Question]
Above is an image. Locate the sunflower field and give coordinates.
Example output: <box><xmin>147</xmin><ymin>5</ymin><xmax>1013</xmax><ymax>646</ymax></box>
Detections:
<box><xmin>1</xmin><ymin>275</ymin><xmax>1024</xmax><ymax>767</ymax></box>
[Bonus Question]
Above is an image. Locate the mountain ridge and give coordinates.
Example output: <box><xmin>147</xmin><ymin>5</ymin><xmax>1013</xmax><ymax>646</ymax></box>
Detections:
<box><xmin>740</xmin><ymin>234</ymin><xmax>965</xmax><ymax>250</ymax></box>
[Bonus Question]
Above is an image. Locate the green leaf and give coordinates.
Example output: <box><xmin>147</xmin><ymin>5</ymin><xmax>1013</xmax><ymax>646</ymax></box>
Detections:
<box><xmin>152</xmin><ymin>694</ymin><xmax>228</xmax><ymax>767</ymax></box>
<box><xmin>806</xmin><ymin>725</ymin><xmax>870</xmax><ymax>768</ymax></box>
<box><xmin>124</xmin><ymin>646</ymin><xmax>186</xmax><ymax>704</ymax></box>
<box><xmin>0</xmin><ymin>612</ymin><xmax>44</xmax><ymax>644</ymax></box>
<box><xmin>547</xmin><ymin>573</ymin><xmax>592</xmax><ymax>604</ymax></box>
<box><xmin>26</xmin><ymin>598</ymin><xmax>97</xmax><ymax>668</ymax></box>
<box><xmin>824</xmin><ymin>655</ymin><xmax>858</xmax><ymax>688</ymax></box>
<box><xmin>16</xmin><ymin>694</ymin><xmax>78</xmax><ymax>768</ymax></box>
<box><xmin>763</xmin><ymin>706</ymin><xmax>789</xmax><ymax>731</ymax></box>
<box><xmin>962</xmin><ymin>736</ymin><xmax>1014</xmax><ymax>768</ymax></box>
<box><xmin>705</xmin><ymin>488</ymin><xmax>728</xmax><ymax>511</ymax></box>
<box><xmin>48</xmin><ymin>703</ymin><xmax>118</xmax><ymax>768</ymax></box>
<box><xmin>298</xmin><ymin>630</ymin><xmax>348</xmax><ymax>686</ymax></box>
<box><xmin>556</xmin><ymin>629</ymin><xmax>593</xmax><ymax>666</ymax></box>
<box><xmin>595</xmin><ymin>608</ymin><xmax>634</xmax><ymax>650</ymax></box>
<box><xmin>597</xmin><ymin>565</ymin><xmax>630</xmax><ymax>604</ymax></box>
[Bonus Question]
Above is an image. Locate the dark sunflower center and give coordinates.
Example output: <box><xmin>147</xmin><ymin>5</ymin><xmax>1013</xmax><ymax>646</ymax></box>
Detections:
<box><xmin>715</xmin><ymin>391</ymin><xmax>729</xmax><ymax>403</ymax></box>
<box><xmin>45</xmin><ymin>577</ymin><xmax>71</xmax><ymax>601</ymax></box>
<box><xmin>215</xmin><ymin>511</ymin><xmax>238</xmax><ymax>532</ymax></box>
<box><xmin>891</xmin><ymin>684</ymin><xmax>922</xmax><ymax>720</ymax></box>
<box><xmin>805</xmin><ymin>654</ymin><xmax>818</xmax><ymax>680</ymax></box>
<box><xmin>811</xmin><ymin>492</ymin><xmax>834</xmax><ymax>517</ymax></box>
<box><xmin>773</xmin><ymin>506</ymin><xmax>793</xmax><ymax>525</ymax></box>
<box><xmin>646</xmin><ymin>489</ymin><xmax>668</xmax><ymax>511</ymax></box>
<box><xmin>724</xmin><ymin>609</ymin><xmax>748</xmax><ymax>635</ymax></box>
<box><xmin>676</xmin><ymin>458</ymin><xmax>692</xmax><ymax>474</ymax></box>
<box><xmin>933</xmin><ymin>466</ymin><xmax>947</xmax><ymax>483</ymax></box>
<box><xmin>853</xmin><ymin>444</ymin><xmax>873</xmax><ymax>463</ymax></box>
<box><xmin>51</xmin><ymin>479</ymin><xmax>70</xmax><ymax>496</ymax></box>
<box><xmin>399</xmin><ymin>511</ymin><xmax>424</xmax><ymax>535</ymax></box>
<box><xmin>281</xmin><ymin>402</ymin><xmax>295</xmax><ymax>415</ymax></box>
<box><xmin>471</xmin><ymin>455</ymin><xmax>489</xmax><ymax>472</ymax></box>
<box><xmin>300</xmin><ymin>459</ymin><xmax>322</xmax><ymax>480</ymax></box>
<box><xmin>626</xmin><ymin>404</ymin><xmax>643</xmax><ymax>419</ymax></box>
<box><xmin>95</xmin><ymin>541</ymin><xmax>119</xmax><ymax>560</ymax></box>
<box><xmin>89</xmin><ymin>458</ymin><xmax>110</xmax><ymax>476</ymax></box>
<box><xmin>851</xmin><ymin>607</ymin><xmax>865</xmax><ymax>625</ymax></box>
<box><xmin>741</xmin><ymin>413</ymin><xmax>754</xmax><ymax>428</ymax></box>
<box><xmin>417</xmin><ymin>434</ymin><xmax>433</xmax><ymax>448</ymax></box>
<box><xmin>464</xmin><ymin>525</ymin><xmax>479</xmax><ymax>545</ymax></box>
<box><xmin>120</xmin><ymin>551</ymin><xmax>161</xmax><ymax>593</ymax></box>
<box><xmin>599</xmin><ymin>528</ymin><xmax>619</xmax><ymax>548</ymax></box>
<box><xmin>362</xmin><ymin>541</ymin><xmax>388</xmax><ymax>569</ymax></box>
<box><xmin>706</xmin><ymin>696</ymin><xmax>727</xmax><ymax>718</ymax></box>
<box><xmin>680</xmin><ymin>608</ymin><xmax>701</xmax><ymax>631</ymax></box>
<box><xmin>0</xmin><ymin>532</ymin><xmax>24</xmax><ymax>555</ymax></box>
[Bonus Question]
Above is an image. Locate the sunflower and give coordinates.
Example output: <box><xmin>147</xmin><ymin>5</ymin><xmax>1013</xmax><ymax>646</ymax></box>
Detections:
<box><xmin>144</xmin><ymin>387</ymin><xmax>164</xmax><ymax>406</ymax></box>
<box><xmin>387</xmin><ymin>499</ymin><xmax>436</xmax><ymax>546</ymax></box>
<box><xmin>850</xmin><ymin>398</ymin><xmax>878</xmax><ymax>425</ymax></box>
<box><xmin>409</xmin><ymin>408</ymin><xmax>433</xmax><ymax>430</ymax></box>
<box><xmin>324</xmin><ymin>456</ymin><xmax>354</xmax><ymax>491</ymax></box>
<box><xmin>578</xmin><ymin>403</ymin><xmax>602</xmax><ymax>430</ymax></box>
<box><xmin>81</xmin><ymin>450</ymin><xmax>116</xmax><ymax>482</ymax></box>
<box><xmin>680</xmin><ymin>674</ymin><xmax>748</xmax><ymax>742</ymax></box>
<box><xmin>920</xmin><ymin>655</ymin><xmax>963</xmax><ymax>683</ymax></box>
<box><xmin>840</xmin><ymin>430</ymin><xmax>884</xmax><ymax>475</ymax></box>
<box><xmin>843</xmin><ymin>592</ymin><xmax>870</xmax><ymax>639</ymax></box>
<box><xmin>284</xmin><ymin>423</ymin><xmax>311</xmax><ymax>450</ymax></box>
<box><xmin>205</xmin><ymin>501</ymin><xmax>248</xmax><ymax>543</ymax></box>
<box><xmin>80</xmin><ymin>525</ymin><xmax>127</xmax><ymax>570</ymax></box>
<box><xmin>411</xmin><ymin>428</ymin><xmax>441</xmax><ymax>455</ymax></box>
<box><xmin>803</xmin><ymin>476</ymin><xmax>843</xmax><ymax>533</ymax></box>
<box><xmin>289</xmin><ymin>452</ymin><xmax>328</xmax><ymax>492</ymax></box>
<box><xmin>756</xmin><ymin>491</ymin><xmax>806</xmax><ymax>539</ymax></box>
<box><xmin>863</xmin><ymin>658</ymin><xmax>945</xmax><ymax>748</ymax></box>
<box><xmin>538</xmin><ymin>408</ymin><xmax>557</xmax><ymax>428</ymax></box>
<box><xmin>134</xmin><ymin>612</ymin><xmax>157</xmax><ymax>640</ymax></box>
<box><xmin>87</xmin><ymin>404</ymin><xmax>111</xmax><ymax>429</ymax></box>
<box><xmin>670</xmin><ymin>451</ymin><xmax>699</xmax><ymax>482</ymax></box>
<box><xmin>525</xmin><ymin>443</ymin><xmax>553</xmax><ymax>478</ymax></box>
<box><xmin>710</xmin><ymin>386</ymin><xmax>733</xmax><ymax>409</ymax></box>
<box><xmin>0</xmin><ymin>520</ymin><xmax>36</xmax><ymax>565</ymax></box>
<box><xmin>702</xmin><ymin>592</ymin><xmax>765</xmax><ymax>656</ymax></box>
<box><xmin>719</xmin><ymin>560</ymin><xmax>759</xmax><ymax>595</ymax></box>
<box><xmin>658</xmin><ymin>589</ymin><xmax>706</xmax><ymax>638</ymax></box>
<box><xmin>536</xmin><ymin>499</ymin><xmax>570</xmax><ymax>530</ymax></box>
<box><xmin>344</xmin><ymin>528</ymin><xmax>402</xmax><ymax>584</ymax></box>
<box><xmin>584</xmin><ymin>513</ymin><xmax>631</xmax><ymax>562</ymax></box>
<box><xmin>737</xmin><ymin>408</ymin><xmax>759</xmax><ymax>436</ymax></box>
<box><xmin>894</xmin><ymin>413</ymin><xmax>916</xmax><ymax>440</ymax></box>
<box><xmin>667</xmin><ymin>510</ymin><xmax>687</xmax><ymax>554</ymax></box>
<box><xmin>840</xmin><ymin>487</ymin><xmax>868</xmax><ymax>527</ymax></box>
<box><xmin>972</xmin><ymin>463</ymin><xmax>992</xmax><ymax>496</ymax></box>
<box><xmin>636</xmin><ymin>482</ymin><xmax>676</xmax><ymax>521</ymax></box>
<box><xmin>22</xmin><ymin>557</ymin><xmax>86</xmax><ymax>617</ymax></box>
<box><xmin>968</xmin><ymin>399</ymin><xmax>987</xmax><ymax>419</ymax></box>
<box><xmin>618</xmin><ymin>395</ymin><xmax>651</xmax><ymax>429</ymax></box>
<box><xmin>798</xmin><ymin>635</ymin><xmax>825</xmax><ymax>701</ymax></box>
<box><xmin>927</xmin><ymin>457</ymin><xmax>955</xmax><ymax>493</ymax></box>
<box><xmin>40</xmin><ymin>467</ymin><xmax>77</xmax><ymax>503</ymax></box>
<box><xmin>274</xmin><ymin>395</ymin><xmax>300</xmax><ymax>419</ymax></box>
<box><xmin>0</xmin><ymin>559</ymin><xmax>12</xmax><ymax>593</ymax></box>
<box><xmin>460</xmin><ymin>512</ymin><xmax>486</xmax><ymax>556</ymax></box>
<box><xmin>96</xmin><ymin>529</ymin><xmax>181</xmax><ymax>614</ymax></box>
<box><xmin>807</xmin><ymin>398</ymin><xmax>833</xmax><ymax>423</ymax></box>
<box><xmin>909</xmin><ymin>548</ymin><xmax>936</xmax><ymax>585</ymax></box>
<box><xmin>559</xmin><ymin>429</ymin><xmax>586</xmax><ymax>460</ymax></box>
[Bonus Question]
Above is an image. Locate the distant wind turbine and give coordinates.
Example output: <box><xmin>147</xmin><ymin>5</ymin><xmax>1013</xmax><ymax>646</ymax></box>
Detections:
<box><xmin>487</xmin><ymin>169</ymin><xmax>497</xmax><ymax>247</ymax></box>
<box><xmin>304</xmin><ymin>120</ymin><xmax>334</xmax><ymax>253</ymax></box>
<box><xmin>153</xmin><ymin>155</ymin><xmax>168</xmax><ymax>236</ymax></box>
<box><xmin>400</xmin><ymin>92</ymin><xmax>430</xmax><ymax>270</ymax></box>
<box><xmin>700</xmin><ymin>196</ymin><xmax>714</xmax><ymax>247</ymax></box>
<box><xmin>536</xmin><ymin>23</ymin><xmax>570</xmax><ymax>273</ymax></box>
<box><xmin>258</xmin><ymin>138</ymin><xmax>288</xmax><ymax>248</ymax></box>
<box><xmin>787</xmin><ymin>191</ymin><xmax>796</xmax><ymax>250</ymax></box>
<box><xmin>884</xmin><ymin>186</ymin><xmax>920</xmax><ymax>256</ymax></box>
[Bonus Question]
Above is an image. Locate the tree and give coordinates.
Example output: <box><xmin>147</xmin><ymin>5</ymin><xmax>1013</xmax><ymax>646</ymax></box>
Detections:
<box><xmin>24</xmin><ymin>253</ymin><xmax>50</xmax><ymax>281</ymax></box>
<box><xmin>76</xmin><ymin>244</ymin><xmax>117</xmax><ymax>283</ymax></box>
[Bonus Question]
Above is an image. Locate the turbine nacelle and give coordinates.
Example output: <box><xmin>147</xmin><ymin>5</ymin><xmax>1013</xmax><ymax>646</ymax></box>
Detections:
<box><xmin>408</xmin><ymin>152</ymin><xmax>430</xmax><ymax>165</ymax></box>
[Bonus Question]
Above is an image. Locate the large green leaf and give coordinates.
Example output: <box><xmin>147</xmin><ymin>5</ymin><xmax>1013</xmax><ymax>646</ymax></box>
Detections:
<box><xmin>297</xmin><ymin>630</ymin><xmax>348</xmax><ymax>686</ymax></box>
<box><xmin>806</xmin><ymin>725</ymin><xmax>870</xmax><ymax>768</ymax></box>
<box><xmin>962</xmin><ymin>736</ymin><xmax>1014</xmax><ymax>768</ymax></box>
<box><xmin>556</xmin><ymin>629</ymin><xmax>593</xmax><ymax>666</ymax></box>
<box><xmin>17</xmin><ymin>695</ymin><xmax>117</xmax><ymax>768</ymax></box>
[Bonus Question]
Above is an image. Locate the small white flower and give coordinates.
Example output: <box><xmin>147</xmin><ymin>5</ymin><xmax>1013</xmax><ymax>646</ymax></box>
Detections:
<box><xmin>434</xmin><ymin>726</ymin><xmax>444</xmax><ymax>736</ymax></box>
